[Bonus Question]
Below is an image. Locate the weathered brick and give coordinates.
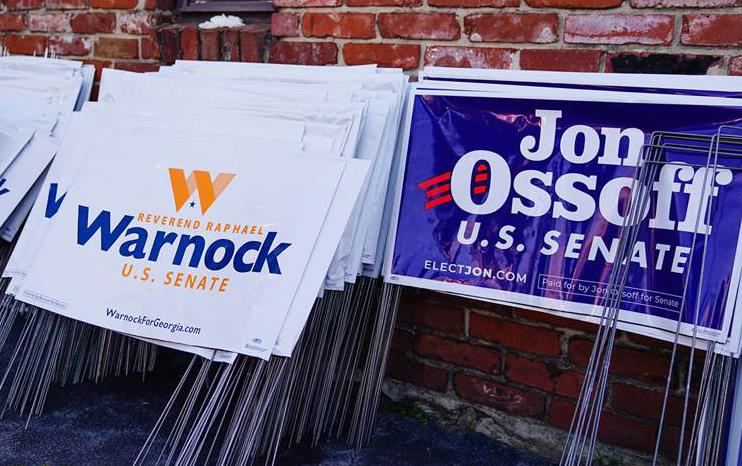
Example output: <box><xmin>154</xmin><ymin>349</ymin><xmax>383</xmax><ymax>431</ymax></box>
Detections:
<box><xmin>158</xmin><ymin>27</ymin><xmax>177</xmax><ymax>64</ymax></box>
<box><xmin>221</xmin><ymin>30</ymin><xmax>240</xmax><ymax>62</ymax></box>
<box><xmin>569</xmin><ymin>339</ymin><xmax>670</xmax><ymax>384</ymax></box>
<box><xmin>397</xmin><ymin>301</ymin><xmax>464</xmax><ymax>334</ymax></box>
<box><xmin>387</xmin><ymin>354</ymin><xmax>449</xmax><ymax>392</ymax></box>
<box><xmin>199</xmin><ymin>29</ymin><xmax>219</xmax><ymax>61</ymax></box>
<box><xmin>548</xmin><ymin>399</ymin><xmax>576</xmax><ymax>430</ymax></box>
<box><xmin>505</xmin><ymin>354</ymin><xmax>555</xmax><ymax>392</ymax></box>
<box><xmin>29</xmin><ymin>13</ymin><xmax>72</xmax><ymax>33</ymax></box>
<box><xmin>415</xmin><ymin>333</ymin><xmax>500</xmax><ymax>373</ymax></box>
<box><xmin>45</xmin><ymin>0</ymin><xmax>88</xmax><ymax>9</ymax></box>
<box><xmin>454</xmin><ymin>373</ymin><xmax>545</xmax><ymax>417</ymax></box>
<box><xmin>378</xmin><ymin>13</ymin><xmax>460</xmax><ymax>40</ymax></box>
<box><xmin>527</xmin><ymin>0</ymin><xmax>620</xmax><ymax>6</ymax></box>
<box><xmin>470</xmin><ymin>312</ymin><xmax>562</xmax><ymax>356</ymax></box>
<box><xmin>731</xmin><ymin>56</ymin><xmax>742</xmax><ymax>76</ymax></box>
<box><xmin>607</xmin><ymin>52</ymin><xmax>722</xmax><ymax>74</ymax></box>
<box><xmin>425</xmin><ymin>46</ymin><xmax>513</xmax><ymax>69</ymax></box>
<box><xmin>70</xmin><ymin>12</ymin><xmax>115</xmax><ymax>33</ymax></box>
<box><xmin>90</xmin><ymin>0</ymin><xmax>137</xmax><ymax>8</ymax></box>
<box><xmin>520</xmin><ymin>49</ymin><xmax>602</xmax><ymax>72</ymax></box>
<box><xmin>611</xmin><ymin>383</ymin><xmax>694</xmax><ymax>427</ymax></box>
<box><xmin>274</xmin><ymin>0</ymin><xmax>340</xmax><ymax>6</ymax></box>
<box><xmin>5</xmin><ymin>34</ymin><xmax>47</xmax><ymax>55</ymax></box>
<box><xmin>240</xmin><ymin>29</ymin><xmax>265</xmax><ymax>62</ymax></box>
<box><xmin>180</xmin><ymin>26</ymin><xmax>198</xmax><ymax>60</ymax></box>
<box><xmin>48</xmin><ymin>34</ymin><xmax>90</xmax><ymax>55</ymax></box>
<box><xmin>118</xmin><ymin>12</ymin><xmax>152</xmax><ymax>35</ymax></box>
<box><xmin>0</xmin><ymin>14</ymin><xmax>26</xmax><ymax>32</ymax></box>
<box><xmin>114</xmin><ymin>61</ymin><xmax>159</xmax><ymax>72</ymax></box>
<box><xmin>555</xmin><ymin>370</ymin><xmax>584</xmax><ymax>399</ymax></box>
<box><xmin>270</xmin><ymin>41</ymin><xmax>337</xmax><ymax>65</ymax></box>
<box><xmin>344</xmin><ymin>43</ymin><xmax>419</xmax><ymax>69</ymax></box>
<box><xmin>95</xmin><ymin>36</ymin><xmax>138</xmax><ymax>59</ymax></box>
<box><xmin>271</xmin><ymin>12</ymin><xmax>299</xmax><ymax>37</ymax></box>
<box><xmin>140</xmin><ymin>33</ymin><xmax>157</xmax><ymax>60</ymax></box>
<box><xmin>301</xmin><ymin>13</ymin><xmax>374</xmax><ymax>39</ymax></box>
<box><xmin>391</xmin><ymin>328</ymin><xmax>414</xmax><ymax>353</ymax></box>
<box><xmin>347</xmin><ymin>0</ymin><xmax>421</xmax><ymax>5</ymax></box>
<box><xmin>682</xmin><ymin>15</ymin><xmax>742</xmax><ymax>46</ymax></box>
<box><xmin>7</xmin><ymin>0</ymin><xmax>43</xmax><ymax>10</ymax></box>
<box><xmin>464</xmin><ymin>13</ymin><xmax>558</xmax><ymax>43</ymax></box>
<box><xmin>565</xmin><ymin>14</ymin><xmax>674</xmax><ymax>45</ymax></box>
<box><xmin>429</xmin><ymin>0</ymin><xmax>516</xmax><ymax>7</ymax></box>
<box><xmin>633</xmin><ymin>0</ymin><xmax>735</xmax><ymax>6</ymax></box>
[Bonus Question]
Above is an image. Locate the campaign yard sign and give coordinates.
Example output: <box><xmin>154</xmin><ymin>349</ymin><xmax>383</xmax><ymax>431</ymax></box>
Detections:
<box><xmin>385</xmin><ymin>88</ymin><xmax>742</xmax><ymax>342</ymax></box>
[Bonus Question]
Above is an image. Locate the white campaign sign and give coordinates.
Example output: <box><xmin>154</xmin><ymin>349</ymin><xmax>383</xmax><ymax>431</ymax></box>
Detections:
<box><xmin>17</xmin><ymin>130</ymin><xmax>347</xmax><ymax>357</ymax></box>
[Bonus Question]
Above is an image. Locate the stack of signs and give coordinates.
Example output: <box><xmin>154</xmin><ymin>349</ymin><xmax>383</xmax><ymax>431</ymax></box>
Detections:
<box><xmin>385</xmin><ymin>67</ymin><xmax>742</xmax><ymax>358</ymax></box>
<box><xmin>0</xmin><ymin>56</ymin><xmax>93</xmax><ymax>244</ymax></box>
<box><xmin>0</xmin><ymin>60</ymin><xmax>410</xmax><ymax>462</ymax></box>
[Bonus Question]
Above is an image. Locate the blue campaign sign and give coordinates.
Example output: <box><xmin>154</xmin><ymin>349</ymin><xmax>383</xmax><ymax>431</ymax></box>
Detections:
<box><xmin>386</xmin><ymin>88</ymin><xmax>742</xmax><ymax>340</ymax></box>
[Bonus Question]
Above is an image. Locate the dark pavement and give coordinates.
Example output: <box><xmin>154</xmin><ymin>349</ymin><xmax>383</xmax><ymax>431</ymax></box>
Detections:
<box><xmin>0</xmin><ymin>351</ymin><xmax>553</xmax><ymax>466</ymax></box>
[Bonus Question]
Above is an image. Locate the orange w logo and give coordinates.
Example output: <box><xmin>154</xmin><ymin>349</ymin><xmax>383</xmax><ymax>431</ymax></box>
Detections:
<box><xmin>168</xmin><ymin>168</ymin><xmax>236</xmax><ymax>215</ymax></box>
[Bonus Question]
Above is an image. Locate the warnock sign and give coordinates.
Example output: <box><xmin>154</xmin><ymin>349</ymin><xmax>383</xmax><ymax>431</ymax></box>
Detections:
<box><xmin>385</xmin><ymin>87</ymin><xmax>742</xmax><ymax>342</ymax></box>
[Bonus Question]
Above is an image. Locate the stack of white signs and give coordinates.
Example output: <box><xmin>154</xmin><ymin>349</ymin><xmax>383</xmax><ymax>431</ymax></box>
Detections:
<box><xmin>0</xmin><ymin>56</ymin><xmax>93</xmax><ymax>243</ymax></box>
<box><xmin>4</xmin><ymin>60</ymin><xmax>408</xmax><ymax>368</ymax></box>
<box><xmin>385</xmin><ymin>67</ymin><xmax>742</xmax><ymax>356</ymax></box>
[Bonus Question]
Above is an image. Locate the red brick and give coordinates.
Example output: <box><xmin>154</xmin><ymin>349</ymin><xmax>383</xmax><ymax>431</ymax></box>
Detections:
<box><xmin>271</xmin><ymin>12</ymin><xmax>299</xmax><ymax>37</ymax></box>
<box><xmin>527</xmin><ymin>0</ymin><xmax>620</xmax><ymax>6</ymax></box>
<box><xmin>425</xmin><ymin>46</ymin><xmax>513</xmax><ymax>69</ymax></box>
<box><xmin>347</xmin><ymin>0</ymin><xmax>420</xmax><ymax>5</ymax></box>
<box><xmin>378</xmin><ymin>13</ymin><xmax>460</xmax><ymax>40</ymax></box>
<box><xmin>387</xmin><ymin>354</ymin><xmax>449</xmax><ymax>392</ymax></box>
<box><xmin>454</xmin><ymin>373</ymin><xmax>545</xmax><ymax>417</ymax></box>
<box><xmin>140</xmin><ymin>32</ymin><xmax>158</xmax><ymax>61</ymax></box>
<box><xmin>90</xmin><ymin>0</ymin><xmax>136</xmax><ymax>8</ymax></box>
<box><xmin>118</xmin><ymin>12</ymin><xmax>152</xmax><ymax>35</ymax></box>
<box><xmin>429</xmin><ymin>0</ymin><xmax>516</xmax><ymax>7</ymax></box>
<box><xmin>114</xmin><ymin>61</ymin><xmax>160</xmax><ymax>73</ymax></box>
<box><xmin>221</xmin><ymin>30</ymin><xmax>240</xmax><ymax>62</ymax></box>
<box><xmin>731</xmin><ymin>56</ymin><xmax>742</xmax><ymax>76</ymax></box>
<box><xmin>49</xmin><ymin>34</ymin><xmax>90</xmax><ymax>56</ymax></box>
<box><xmin>270</xmin><ymin>41</ymin><xmax>337</xmax><ymax>65</ymax></box>
<box><xmin>0</xmin><ymin>14</ymin><xmax>26</xmax><ymax>32</ymax></box>
<box><xmin>7</xmin><ymin>0</ymin><xmax>42</xmax><ymax>10</ymax></box>
<box><xmin>82</xmin><ymin>58</ymin><xmax>111</xmax><ymax>81</ymax></box>
<box><xmin>464</xmin><ymin>14</ymin><xmax>558</xmax><ymax>44</ymax></box>
<box><xmin>397</xmin><ymin>301</ymin><xmax>464</xmax><ymax>334</ymax></box>
<box><xmin>470</xmin><ymin>312</ymin><xmax>562</xmax><ymax>356</ymax></box>
<box><xmin>199</xmin><ymin>30</ymin><xmax>219</xmax><ymax>61</ymax></box>
<box><xmin>5</xmin><ymin>34</ymin><xmax>47</xmax><ymax>55</ymax></box>
<box><xmin>46</xmin><ymin>0</ymin><xmax>88</xmax><ymax>8</ymax></box>
<box><xmin>565</xmin><ymin>14</ymin><xmax>674</xmax><ymax>45</ymax></box>
<box><xmin>158</xmin><ymin>27</ymin><xmax>177</xmax><ymax>64</ymax></box>
<box><xmin>95</xmin><ymin>36</ymin><xmax>138</xmax><ymax>59</ymax></box>
<box><xmin>301</xmin><ymin>13</ymin><xmax>374</xmax><ymax>39</ymax></box>
<box><xmin>344</xmin><ymin>43</ymin><xmax>420</xmax><ymax>69</ymax></box>
<box><xmin>180</xmin><ymin>26</ymin><xmax>198</xmax><ymax>60</ymax></box>
<box><xmin>30</xmin><ymin>13</ymin><xmax>71</xmax><ymax>33</ymax></box>
<box><xmin>682</xmin><ymin>15</ymin><xmax>742</xmax><ymax>46</ymax></box>
<box><xmin>548</xmin><ymin>399</ymin><xmax>576</xmax><ymax>430</ymax></box>
<box><xmin>505</xmin><ymin>354</ymin><xmax>555</xmax><ymax>392</ymax></box>
<box><xmin>520</xmin><ymin>49</ymin><xmax>602</xmax><ymax>72</ymax></box>
<box><xmin>391</xmin><ymin>328</ymin><xmax>413</xmax><ymax>353</ymax></box>
<box><xmin>70</xmin><ymin>13</ymin><xmax>115</xmax><ymax>34</ymax></box>
<box><xmin>611</xmin><ymin>383</ymin><xmax>694</xmax><ymax>427</ymax></box>
<box><xmin>568</xmin><ymin>339</ymin><xmax>670</xmax><ymax>384</ymax></box>
<box><xmin>415</xmin><ymin>333</ymin><xmax>500</xmax><ymax>373</ymax></box>
<box><xmin>240</xmin><ymin>30</ymin><xmax>265</xmax><ymax>62</ymax></box>
<box><xmin>633</xmin><ymin>0</ymin><xmax>735</xmax><ymax>6</ymax></box>
<box><xmin>555</xmin><ymin>370</ymin><xmax>584</xmax><ymax>398</ymax></box>
<box><xmin>274</xmin><ymin>0</ymin><xmax>340</xmax><ymax>6</ymax></box>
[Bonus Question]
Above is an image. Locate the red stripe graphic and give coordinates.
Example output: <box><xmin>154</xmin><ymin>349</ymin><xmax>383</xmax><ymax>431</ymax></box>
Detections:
<box><xmin>418</xmin><ymin>171</ymin><xmax>452</xmax><ymax>189</ymax></box>
<box><xmin>425</xmin><ymin>194</ymin><xmax>453</xmax><ymax>210</ymax></box>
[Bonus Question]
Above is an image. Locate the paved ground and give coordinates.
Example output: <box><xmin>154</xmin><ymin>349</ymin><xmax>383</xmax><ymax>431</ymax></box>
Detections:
<box><xmin>0</xmin><ymin>350</ymin><xmax>553</xmax><ymax>466</ymax></box>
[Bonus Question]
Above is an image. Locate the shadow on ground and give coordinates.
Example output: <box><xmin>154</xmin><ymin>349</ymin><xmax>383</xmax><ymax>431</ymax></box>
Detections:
<box><xmin>0</xmin><ymin>350</ymin><xmax>553</xmax><ymax>466</ymax></box>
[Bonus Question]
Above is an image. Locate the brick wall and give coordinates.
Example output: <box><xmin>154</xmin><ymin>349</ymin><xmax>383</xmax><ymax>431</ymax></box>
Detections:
<box><xmin>270</xmin><ymin>3</ymin><xmax>742</xmax><ymax>74</ymax></box>
<box><xmin>388</xmin><ymin>289</ymin><xmax>700</xmax><ymax>462</ymax></box>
